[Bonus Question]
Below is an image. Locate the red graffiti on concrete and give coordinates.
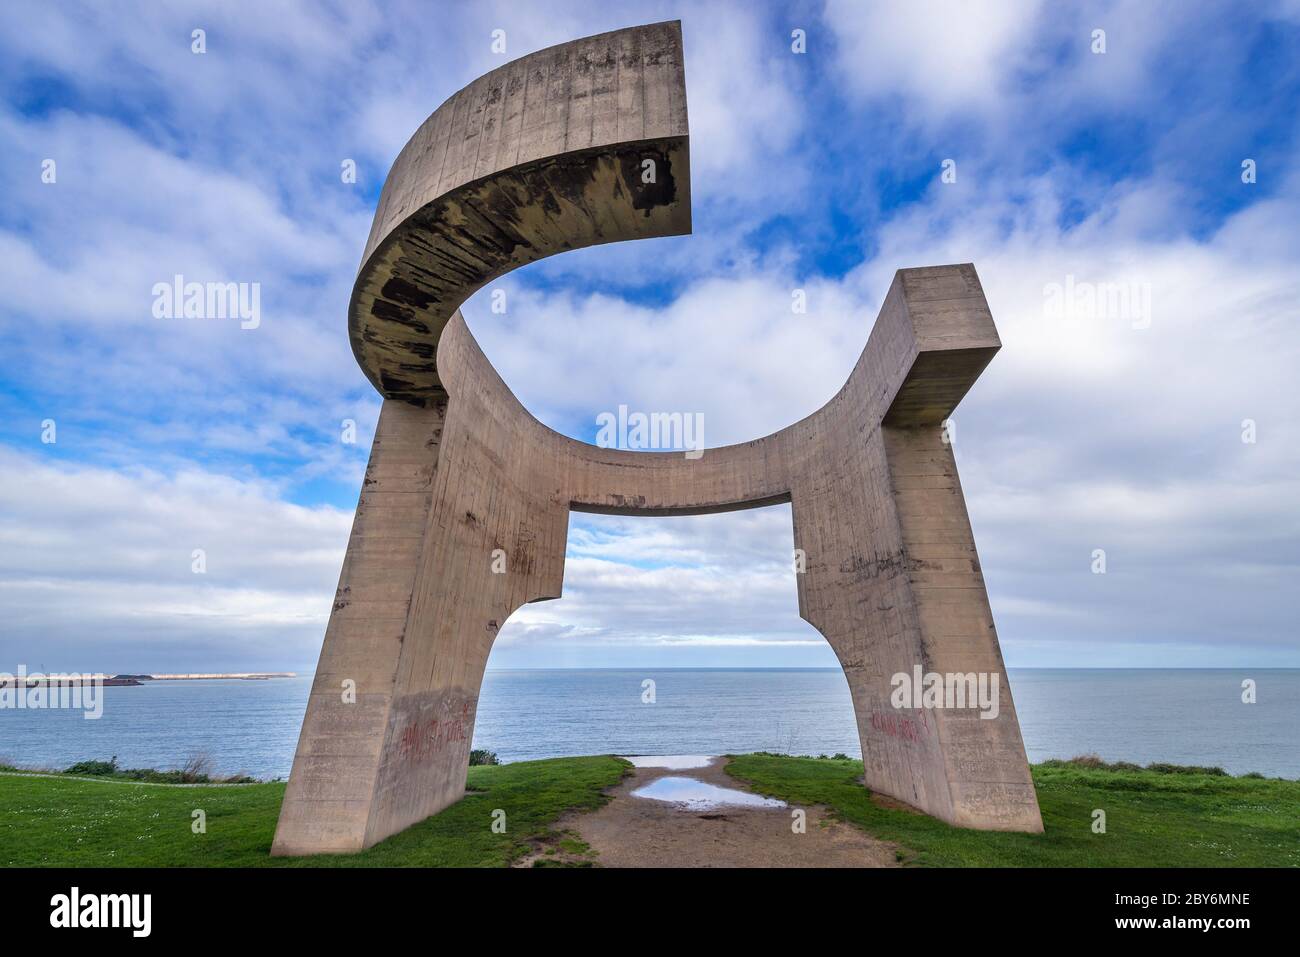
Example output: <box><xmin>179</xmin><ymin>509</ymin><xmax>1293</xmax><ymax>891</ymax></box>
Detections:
<box><xmin>397</xmin><ymin>698</ymin><xmax>474</xmax><ymax>763</ymax></box>
<box><xmin>870</xmin><ymin>708</ymin><xmax>930</xmax><ymax>742</ymax></box>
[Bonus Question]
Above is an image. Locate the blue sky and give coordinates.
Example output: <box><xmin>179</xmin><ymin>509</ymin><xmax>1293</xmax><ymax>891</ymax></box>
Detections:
<box><xmin>1</xmin><ymin>0</ymin><xmax>1298</xmax><ymax>673</ymax></box>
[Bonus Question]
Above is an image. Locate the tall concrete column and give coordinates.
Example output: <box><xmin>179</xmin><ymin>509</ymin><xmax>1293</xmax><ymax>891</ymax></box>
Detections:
<box><xmin>359</xmin><ymin>319</ymin><xmax>570</xmax><ymax>848</ymax></box>
<box><xmin>272</xmin><ymin>398</ymin><xmax>446</xmax><ymax>854</ymax></box>
<box><xmin>789</xmin><ymin>265</ymin><xmax>1040</xmax><ymax>832</ymax></box>
<box><xmin>881</xmin><ymin>423</ymin><xmax>1040</xmax><ymax>829</ymax></box>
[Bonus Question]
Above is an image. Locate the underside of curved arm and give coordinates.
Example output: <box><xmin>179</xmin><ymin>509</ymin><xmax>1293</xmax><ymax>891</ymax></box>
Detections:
<box><xmin>350</xmin><ymin>20</ymin><xmax>690</xmax><ymax>401</ymax></box>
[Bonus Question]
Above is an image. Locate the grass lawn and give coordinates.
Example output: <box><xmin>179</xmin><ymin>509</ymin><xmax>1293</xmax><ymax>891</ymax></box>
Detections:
<box><xmin>2</xmin><ymin>754</ymin><xmax>1295</xmax><ymax>867</ymax></box>
<box><xmin>0</xmin><ymin>756</ymin><xmax>627</xmax><ymax>867</ymax></box>
<box><xmin>725</xmin><ymin>754</ymin><xmax>1300</xmax><ymax>867</ymax></box>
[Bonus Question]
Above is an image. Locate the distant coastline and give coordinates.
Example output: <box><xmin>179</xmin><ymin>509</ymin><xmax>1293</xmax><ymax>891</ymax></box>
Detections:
<box><xmin>0</xmin><ymin>672</ymin><xmax>296</xmax><ymax>687</ymax></box>
<box><xmin>144</xmin><ymin>673</ymin><xmax>297</xmax><ymax>680</ymax></box>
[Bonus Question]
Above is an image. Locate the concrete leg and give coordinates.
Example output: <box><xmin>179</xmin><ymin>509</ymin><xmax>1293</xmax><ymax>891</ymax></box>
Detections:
<box><xmin>792</xmin><ymin>423</ymin><xmax>1042</xmax><ymax>832</ymax></box>
<box><xmin>271</xmin><ymin>398</ymin><xmax>447</xmax><ymax>855</ymax></box>
<box><xmin>273</xmin><ymin>371</ymin><xmax>569</xmax><ymax>854</ymax></box>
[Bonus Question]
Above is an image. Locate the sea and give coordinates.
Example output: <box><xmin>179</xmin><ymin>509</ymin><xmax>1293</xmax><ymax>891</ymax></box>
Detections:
<box><xmin>1</xmin><ymin>669</ymin><xmax>1295</xmax><ymax>780</ymax></box>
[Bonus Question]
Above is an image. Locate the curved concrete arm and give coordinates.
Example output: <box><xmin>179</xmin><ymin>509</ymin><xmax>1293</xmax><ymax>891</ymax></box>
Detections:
<box><xmin>350</xmin><ymin>20</ymin><xmax>691</xmax><ymax>401</ymax></box>
<box><xmin>434</xmin><ymin>262</ymin><xmax>1001</xmax><ymax>516</ymax></box>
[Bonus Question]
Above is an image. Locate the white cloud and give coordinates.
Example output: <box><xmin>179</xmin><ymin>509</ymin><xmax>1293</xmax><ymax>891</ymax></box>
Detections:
<box><xmin>471</xmin><ymin>154</ymin><xmax>1300</xmax><ymax>664</ymax></box>
<box><xmin>495</xmin><ymin>507</ymin><xmax>831</xmax><ymax>664</ymax></box>
<box><xmin>0</xmin><ymin>449</ymin><xmax>349</xmax><ymax>672</ymax></box>
<box><xmin>1</xmin><ymin>0</ymin><xmax>1297</xmax><ymax>672</ymax></box>
<box><xmin>824</xmin><ymin>0</ymin><xmax>1047</xmax><ymax>116</ymax></box>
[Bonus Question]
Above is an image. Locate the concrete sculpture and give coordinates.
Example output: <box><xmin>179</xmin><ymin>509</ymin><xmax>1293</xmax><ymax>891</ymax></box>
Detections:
<box><xmin>272</xmin><ymin>20</ymin><xmax>1042</xmax><ymax>855</ymax></box>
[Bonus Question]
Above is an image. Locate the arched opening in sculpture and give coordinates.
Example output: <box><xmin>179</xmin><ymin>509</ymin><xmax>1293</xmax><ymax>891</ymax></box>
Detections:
<box><xmin>472</xmin><ymin>504</ymin><xmax>855</xmax><ymax>760</ymax></box>
<box><xmin>271</xmin><ymin>20</ymin><xmax>1042</xmax><ymax>855</ymax></box>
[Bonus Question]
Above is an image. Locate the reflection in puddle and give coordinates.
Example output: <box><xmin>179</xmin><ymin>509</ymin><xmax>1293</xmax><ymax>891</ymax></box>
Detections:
<box><xmin>623</xmin><ymin>755</ymin><xmax>716</xmax><ymax>770</ymax></box>
<box><xmin>631</xmin><ymin>776</ymin><xmax>787</xmax><ymax>810</ymax></box>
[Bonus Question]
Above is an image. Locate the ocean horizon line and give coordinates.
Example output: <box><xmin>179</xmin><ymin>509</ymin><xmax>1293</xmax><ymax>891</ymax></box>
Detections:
<box><xmin>472</xmin><ymin>665</ymin><xmax>1300</xmax><ymax>672</ymax></box>
<box><xmin>35</xmin><ymin>665</ymin><xmax>1298</xmax><ymax>676</ymax></box>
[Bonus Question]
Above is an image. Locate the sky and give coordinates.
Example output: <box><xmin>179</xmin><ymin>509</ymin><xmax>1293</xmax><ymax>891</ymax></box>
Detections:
<box><xmin>1</xmin><ymin>0</ymin><xmax>1298</xmax><ymax>673</ymax></box>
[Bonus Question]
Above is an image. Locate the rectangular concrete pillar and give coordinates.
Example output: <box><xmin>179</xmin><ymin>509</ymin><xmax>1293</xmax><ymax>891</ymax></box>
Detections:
<box><xmin>882</xmin><ymin>424</ymin><xmax>1041</xmax><ymax>830</ymax></box>
<box><xmin>271</xmin><ymin>398</ymin><xmax>445</xmax><ymax>856</ymax></box>
<box><xmin>791</xmin><ymin>265</ymin><xmax>1041</xmax><ymax>832</ymax></box>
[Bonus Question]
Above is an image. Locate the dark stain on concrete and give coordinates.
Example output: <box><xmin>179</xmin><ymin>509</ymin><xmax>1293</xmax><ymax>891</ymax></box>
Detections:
<box><xmin>621</xmin><ymin>147</ymin><xmax>676</xmax><ymax>213</ymax></box>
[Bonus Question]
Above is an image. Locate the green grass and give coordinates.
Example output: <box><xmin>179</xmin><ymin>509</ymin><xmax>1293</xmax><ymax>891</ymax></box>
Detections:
<box><xmin>3</xmin><ymin>753</ymin><xmax>1295</xmax><ymax>867</ymax></box>
<box><xmin>56</xmin><ymin>757</ymin><xmax>257</xmax><ymax>785</ymax></box>
<box><xmin>0</xmin><ymin>756</ymin><xmax>628</xmax><ymax>867</ymax></box>
<box><xmin>724</xmin><ymin>754</ymin><xmax>1300</xmax><ymax>867</ymax></box>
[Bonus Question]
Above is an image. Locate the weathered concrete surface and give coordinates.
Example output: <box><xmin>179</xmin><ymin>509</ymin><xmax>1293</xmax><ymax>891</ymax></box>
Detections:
<box><xmin>350</xmin><ymin>19</ymin><xmax>689</xmax><ymax>402</ymax></box>
<box><xmin>272</xmin><ymin>21</ymin><xmax>1041</xmax><ymax>857</ymax></box>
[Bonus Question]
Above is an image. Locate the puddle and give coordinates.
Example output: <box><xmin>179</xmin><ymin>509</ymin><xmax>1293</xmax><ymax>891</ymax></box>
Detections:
<box><xmin>630</xmin><ymin>776</ymin><xmax>787</xmax><ymax>811</ymax></box>
<box><xmin>622</xmin><ymin>755</ymin><xmax>716</xmax><ymax>770</ymax></box>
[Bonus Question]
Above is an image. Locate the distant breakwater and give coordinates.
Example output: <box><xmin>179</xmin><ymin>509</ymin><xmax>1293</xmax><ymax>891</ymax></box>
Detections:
<box><xmin>0</xmin><ymin>672</ymin><xmax>296</xmax><ymax>688</ymax></box>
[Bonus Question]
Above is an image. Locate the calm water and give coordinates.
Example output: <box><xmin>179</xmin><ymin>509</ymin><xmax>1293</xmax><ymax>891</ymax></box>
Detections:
<box><xmin>631</xmin><ymin>776</ymin><xmax>787</xmax><ymax>810</ymax></box>
<box><xmin>1</xmin><ymin>669</ymin><xmax>1295</xmax><ymax>780</ymax></box>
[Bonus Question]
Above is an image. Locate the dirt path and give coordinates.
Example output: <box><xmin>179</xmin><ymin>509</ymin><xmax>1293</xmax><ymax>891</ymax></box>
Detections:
<box><xmin>559</xmin><ymin>757</ymin><xmax>901</xmax><ymax>868</ymax></box>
